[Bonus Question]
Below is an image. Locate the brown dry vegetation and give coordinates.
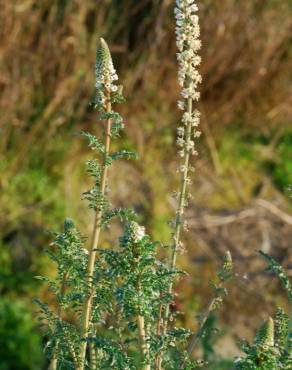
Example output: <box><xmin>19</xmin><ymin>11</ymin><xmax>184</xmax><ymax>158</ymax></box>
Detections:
<box><xmin>0</xmin><ymin>0</ymin><xmax>292</xmax><ymax>359</ymax></box>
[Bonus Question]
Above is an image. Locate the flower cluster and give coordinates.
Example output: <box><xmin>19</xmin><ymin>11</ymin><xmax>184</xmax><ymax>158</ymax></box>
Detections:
<box><xmin>95</xmin><ymin>38</ymin><xmax>118</xmax><ymax>106</ymax></box>
<box><xmin>175</xmin><ymin>0</ymin><xmax>202</xmax><ymax>158</ymax></box>
<box><xmin>255</xmin><ymin>318</ymin><xmax>275</xmax><ymax>349</ymax></box>
<box><xmin>175</xmin><ymin>0</ymin><xmax>202</xmax><ymax>96</ymax></box>
<box><xmin>130</xmin><ymin>221</ymin><xmax>146</xmax><ymax>242</ymax></box>
<box><xmin>124</xmin><ymin>221</ymin><xmax>146</xmax><ymax>244</ymax></box>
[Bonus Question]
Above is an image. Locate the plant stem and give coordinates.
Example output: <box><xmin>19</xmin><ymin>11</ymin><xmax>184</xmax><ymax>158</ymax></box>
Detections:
<box><xmin>79</xmin><ymin>97</ymin><xmax>112</xmax><ymax>369</ymax></box>
<box><xmin>285</xmin><ymin>288</ymin><xmax>292</xmax><ymax>353</ymax></box>
<box><xmin>180</xmin><ymin>271</ymin><xmax>230</xmax><ymax>369</ymax></box>
<box><xmin>165</xmin><ymin>97</ymin><xmax>193</xmax><ymax>327</ymax></box>
<box><xmin>66</xmin><ymin>334</ymin><xmax>80</xmax><ymax>369</ymax></box>
<box><xmin>48</xmin><ymin>357</ymin><xmax>57</xmax><ymax>370</ymax></box>
<box><xmin>137</xmin><ymin>314</ymin><xmax>151</xmax><ymax>370</ymax></box>
<box><xmin>89</xmin><ymin>340</ymin><xmax>97</xmax><ymax>370</ymax></box>
<box><xmin>187</xmin><ymin>294</ymin><xmax>218</xmax><ymax>356</ymax></box>
<box><xmin>154</xmin><ymin>299</ymin><xmax>163</xmax><ymax>370</ymax></box>
<box><xmin>157</xmin><ymin>97</ymin><xmax>193</xmax><ymax>370</ymax></box>
<box><xmin>49</xmin><ymin>271</ymin><xmax>68</xmax><ymax>370</ymax></box>
<box><xmin>135</xmin><ymin>273</ymin><xmax>151</xmax><ymax>370</ymax></box>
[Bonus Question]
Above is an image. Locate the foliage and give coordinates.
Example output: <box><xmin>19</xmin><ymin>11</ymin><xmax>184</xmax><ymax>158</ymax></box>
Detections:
<box><xmin>0</xmin><ymin>298</ymin><xmax>43</xmax><ymax>370</ymax></box>
<box><xmin>235</xmin><ymin>313</ymin><xmax>292</xmax><ymax>370</ymax></box>
<box><xmin>271</xmin><ymin>131</ymin><xmax>292</xmax><ymax>191</ymax></box>
<box><xmin>186</xmin><ymin>251</ymin><xmax>233</xmax><ymax>360</ymax></box>
<box><xmin>235</xmin><ymin>253</ymin><xmax>292</xmax><ymax>369</ymax></box>
<box><xmin>259</xmin><ymin>251</ymin><xmax>292</xmax><ymax>303</ymax></box>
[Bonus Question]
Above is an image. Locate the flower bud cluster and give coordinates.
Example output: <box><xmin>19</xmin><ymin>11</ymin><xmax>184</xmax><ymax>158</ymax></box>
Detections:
<box><xmin>175</xmin><ymin>0</ymin><xmax>202</xmax><ymax>97</ymax></box>
<box><xmin>126</xmin><ymin>221</ymin><xmax>146</xmax><ymax>243</ymax></box>
<box><xmin>95</xmin><ymin>38</ymin><xmax>118</xmax><ymax>107</ymax></box>
<box><xmin>255</xmin><ymin>318</ymin><xmax>275</xmax><ymax>349</ymax></box>
<box><xmin>175</xmin><ymin>1</ymin><xmax>201</xmax><ymax>158</ymax></box>
<box><xmin>176</xmin><ymin>109</ymin><xmax>201</xmax><ymax>157</ymax></box>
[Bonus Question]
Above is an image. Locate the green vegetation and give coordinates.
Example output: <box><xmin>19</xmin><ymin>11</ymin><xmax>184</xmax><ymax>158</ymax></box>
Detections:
<box><xmin>235</xmin><ymin>252</ymin><xmax>292</xmax><ymax>369</ymax></box>
<box><xmin>0</xmin><ymin>0</ymin><xmax>291</xmax><ymax>369</ymax></box>
<box><xmin>0</xmin><ymin>298</ymin><xmax>43</xmax><ymax>370</ymax></box>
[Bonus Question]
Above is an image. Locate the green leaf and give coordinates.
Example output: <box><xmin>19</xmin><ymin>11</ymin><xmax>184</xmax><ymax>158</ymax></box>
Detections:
<box><xmin>81</xmin><ymin>131</ymin><xmax>105</xmax><ymax>153</ymax></box>
<box><xmin>259</xmin><ymin>251</ymin><xmax>292</xmax><ymax>302</ymax></box>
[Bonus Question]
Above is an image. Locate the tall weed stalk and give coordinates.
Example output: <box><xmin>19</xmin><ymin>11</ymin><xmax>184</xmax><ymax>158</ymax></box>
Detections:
<box><xmin>162</xmin><ymin>0</ymin><xmax>202</xmax><ymax>333</ymax></box>
<box><xmin>79</xmin><ymin>38</ymin><xmax>117</xmax><ymax>368</ymax></box>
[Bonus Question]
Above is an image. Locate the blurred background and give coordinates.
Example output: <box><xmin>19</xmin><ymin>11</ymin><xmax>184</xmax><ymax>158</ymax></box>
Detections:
<box><xmin>0</xmin><ymin>0</ymin><xmax>291</xmax><ymax>368</ymax></box>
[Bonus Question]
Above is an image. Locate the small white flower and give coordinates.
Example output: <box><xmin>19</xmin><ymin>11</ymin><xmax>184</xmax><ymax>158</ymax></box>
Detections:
<box><xmin>177</xmin><ymin>127</ymin><xmax>185</xmax><ymax>136</ymax></box>
<box><xmin>180</xmin><ymin>165</ymin><xmax>186</xmax><ymax>172</ymax></box>
<box><xmin>182</xmin><ymin>112</ymin><xmax>191</xmax><ymax>124</ymax></box>
<box><xmin>176</xmin><ymin>138</ymin><xmax>185</xmax><ymax>147</ymax></box>
<box><xmin>186</xmin><ymin>140</ymin><xmax>195</xmax><ymax>151</ymax></box>
<box><xmin>193</xmin><ymin>130</ymin><xmax>201</xmax><ymax>138</ymax></box>
<box><xmin>129</xmin><ymin>222</ymin><xmax>145</xmax><ymax>242</ymax></box>
<box><xmin>191</xmin><ymin>116</ymin><xmax>200</xmax><ymax>127</ymax></box>
<box><xmin>177</xmin><ymin>100</ymin><xmax>185</xmax><ymax>110</ymax></box>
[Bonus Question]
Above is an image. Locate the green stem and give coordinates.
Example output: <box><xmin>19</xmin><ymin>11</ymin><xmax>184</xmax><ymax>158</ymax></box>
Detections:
<box><xmin>164</xmin><ymin>97</ymin><xmax>192</xmax><ymax>330</ymax></box>
<box><xmin>154</xmin><ymin>301</ymin><xmax>163</xmax><ymax>370</ymax></box>
<box><xmin>134</xmin><ymin>258</ymin><xmax>150</xmax><ymax>370</ymax></box>
<box><xmin>48</xmin><ymin>272</ymin><xmax>68</xmax><ymax>370</ymax></box>
<box><xmin>157</xmin><ymin>97</ymin><xmax>193</xmax><ymax>370</ymax></box>
<box><xmin>137</xmin><ymin>313</ymin><xmax>150</xmax><ymax>370</ymax></box>
<box><xmin>79</xmin><ymin>97</ymin><xmax>112</xmax><ymax>369</ymax></box>
<box><xmin>65</xmin><ymin>331</ymin><xmax>79</xmax><ymax>369</ymax></box>
<box><xmin>285</xmin><ymin>292</ymin><xmax>292</xmax><ymax>353</ymax></box>
<box><xmin>48</xmin><ymin>358</ymin><xmax>57</xmax><ymax>370</ymax></box>
<box><xmin>89</xmin><ymin>340</ymin><xmax>97</xmax><ymax>370</ymax></box>
<box><xmin>187</xmin><ymin>287</ymin><xmax>221</xmax><ymax>356</ymax></box>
